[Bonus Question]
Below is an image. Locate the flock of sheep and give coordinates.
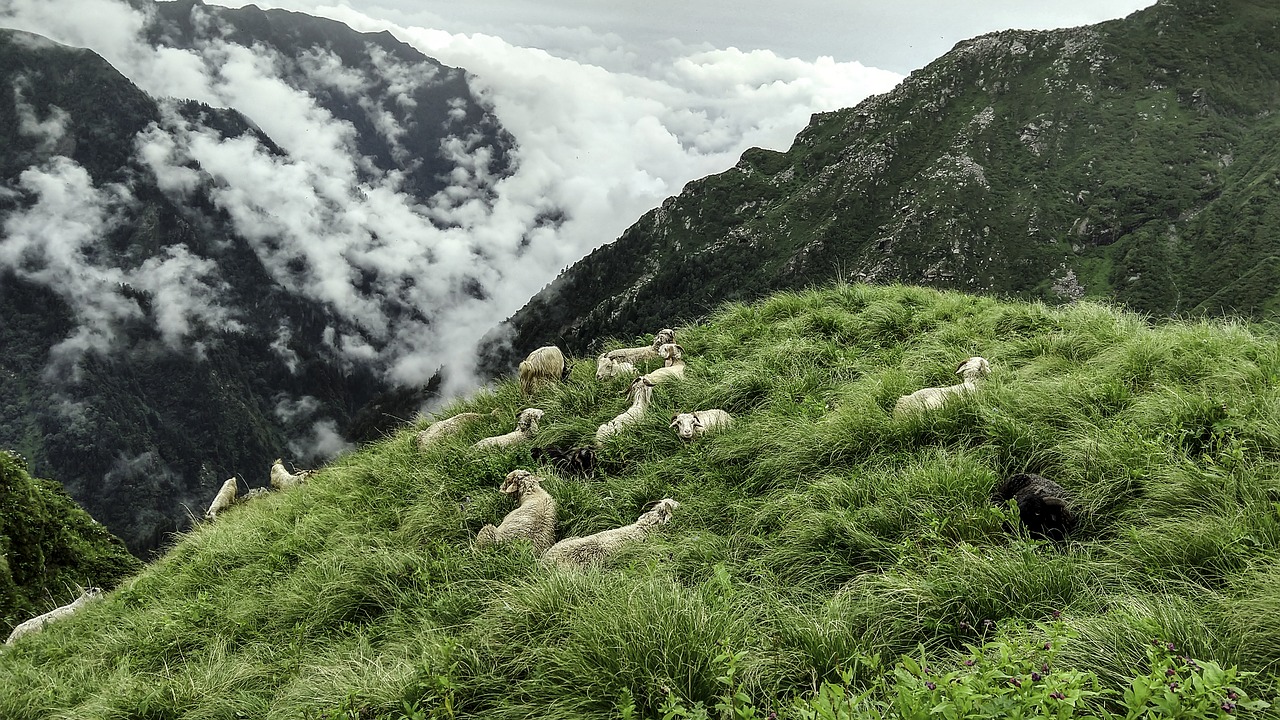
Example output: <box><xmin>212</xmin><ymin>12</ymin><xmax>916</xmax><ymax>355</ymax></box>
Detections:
<box><xmin>3</xmin><ymin>328</ymin><xmax>1078</xmax><ymax>645</ymax></box>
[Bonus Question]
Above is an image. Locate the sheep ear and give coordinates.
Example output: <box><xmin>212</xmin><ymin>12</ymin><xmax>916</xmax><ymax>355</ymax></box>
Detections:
<box><xmin>669</xmin><ymin>416</ymin><xmax>679</xmax><ymax>426</ymax></box>
<box><xmin>955</xmin><ymin>360</ymin><xmax>967</xmax><ymax>373</ymax></box>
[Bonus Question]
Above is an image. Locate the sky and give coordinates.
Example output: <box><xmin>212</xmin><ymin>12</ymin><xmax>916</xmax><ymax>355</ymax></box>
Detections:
<box><xmin>1</xmin><ymin>0</ymin><xmax>1156</xmax><ymax>418</ymax></box>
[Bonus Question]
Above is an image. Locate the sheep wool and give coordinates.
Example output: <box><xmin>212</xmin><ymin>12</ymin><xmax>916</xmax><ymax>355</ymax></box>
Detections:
<box><xmin>416</xmin><ymin>409</ymin><xmax>500</xmax><ymax>450</ymax></box>
<box><xmin>893</xmin><ymin>356</ymin><xmax>990</xmax><ymax>417</ymax></box>
<box><xmin>669</xmin><ymin>409</ymin><xmax>733</xmax><ymax>441</ymax></box>
<box><xmin>990</xmin><ymin>472</ymin><xmax>1077</xmax><ymax>541</ymax></box>
<box><xmin>204</xmin><ymin>477</ymin><xmax>239</xmax><ymax>520</ymax></box>
<box><xmin>270</xmin><ymin>459</ymin><xmax>314</xmax><ymax>491</ymax></box>
<box><xmin>5</xmin><ymin>587</ymin><xmax>102</xmax><ymax>645</ymax></box>
<box><xmin>475</xmin><ymin>470</ymin><xmax>558</xmax><ymax>554</ymax></box>
<box><xmin>518</xmin><ymin>346</ymin><xmax>566</xmax><ymax>397</ymax></box>
<box><xmin>473</xmin><ymin>408</ymin><xmax>544</xmax><ymax>450</ymax></box>
<box><xmin>543</xmin><ymin>498</ymin><xmax>680</xmax><ymax>568</ymax></box>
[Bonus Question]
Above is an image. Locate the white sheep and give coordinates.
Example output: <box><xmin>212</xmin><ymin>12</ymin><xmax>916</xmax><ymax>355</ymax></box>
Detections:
<box><xmin>595</xmin><ymin>377</ymin><xmax>656</xmax><ymax>444</ymax></box>
<box><xmin>892</xmin><ymin>356</ymin><xmax>991</xmax><ymax>417</ymax></box>
<box><xmin>6</xmin><ymin>587</ymin><xmax>102</xmax><ymax>645</ymax></box>
<box><xmin>416</xmin><ymin>409</ymin><xmax>500</xmax><ymax>449</ymax></box>
<box><xmin>204</xmin><ymin>477</ymin><xmax>239</xmax><ymax>520</ymax></box>
<box><xmin>473</xmin><ymin>408</ymin><xmax>544</xmax><ymax>450</ymax></box>
<box><xmin>639</xmin><ymin>343</ymin><xmax>686</xmax><ymax>385</ymax></box>
<box><xmin>475</xmin><ymin>469</ymin><xmax>558</xmax><ymax>554</ymax></box>
<box><xmin>603</xmin><ymin>328</ymin><xmax>676</xmax><ymax>365</ymax></box>
<box><xmin>519</xmin><ymin>345</ymin><xmax>566</xmax><ymax>397</ymax></box>
<box><xmin>595</xmin><ymin>353</ymin><xmax>639</xmax><ymax>381</ymax></box>
<box><xmin>669</xmin><ymin>409</ymin><xmax>733</xmax><ymax>441</ymax></box>
<box><xmin>270</xmin><ymin>458</ymin><xmax>314</xmax><ymax>491</ymax></box>
<box><xmin>543</xmin><ymin>498</ymin><xmax>680</xmax><ymax>568</ymax></box>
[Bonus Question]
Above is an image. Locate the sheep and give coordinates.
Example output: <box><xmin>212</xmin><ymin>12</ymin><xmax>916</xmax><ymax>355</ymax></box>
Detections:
<box><xmin>595</xmin><ymin>377</ymin><xmax>656</xmax><ymax>444</ymax></box>
<box><xmin>638</xmin><ymin>343</ymin><xmax>686</xmax><ymax>386</ymax></box>
<box><xmin>531</xmin><ymin>445</ymin><xmax>598</xmax><ymax>477</ymax></box>
<box><xmin>603</xmin><ymin>328</ymin><xmax>676</xmax><ymax>365</ymax></box>
<box><xmin>473</xmin><ymin>408</ymin><xmax>544</xmax><ymax>450</ymax></box>
<box><xmin>270</xmin><ymin>458</ymin><xmax>314</xmax><ymax>491</ymax></box>
<box><xmin>990</xmin><ymin>472</ymin><xmax>1078</xmax><ymax>541</ymax></box>
<box><xmin>475</xmin><ymin>469</ymin><xmax>558</xmax><ymax>554</ymax></box>
<box><xmin>240</xmin><ymin>487</ymin><xmax>272</xmax><ymax>503</ymax></box>
<box><xmin>6</xmin><ymin>586</ymin><xmax>102</xmax><ymax>645</ymax></box>
<box><xmin>669</xmin><ymin>409</ymin><xmax>733</xmax><ymax>441</ymax></box>
<box><xmin>519</xmin><ymin>345</ymin><xmax>566</xmax><ymax>397</ymax></box>
<box><xmin>204</xmin><ymin>477</ymin><xmax>239</xmax><ymax>521</ymax></box>
<box><xmin>543</xmin><ymin>498</ymin><xmax>680</xmax><ymax>568</ymax></box>
<box><xmin>595</xmin><ymin>353</ymin><xmax>639</xmax><ymax>381</ymax></box>
<box><xmin>416</xmin><ymin>408</ymin><xmax>500</xmax><ymax>449</ymax></box>
<box><xmin>892</xmin><ymin>356</ymin><xmax>991</xmax><ymax>417</ymax></box>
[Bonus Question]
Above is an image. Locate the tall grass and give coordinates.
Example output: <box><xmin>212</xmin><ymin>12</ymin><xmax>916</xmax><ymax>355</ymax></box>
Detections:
<box><xmin>1</xmin><ymin>283</ymin><xmax>1278</xmax><ymax>718</ymax></box>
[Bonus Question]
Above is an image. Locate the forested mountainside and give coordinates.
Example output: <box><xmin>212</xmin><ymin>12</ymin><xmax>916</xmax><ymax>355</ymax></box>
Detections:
<box><xmin>0</xmin><ymin>452</ymin><xmax>141</xmax><ymax>636</ymax></box>
<box><xmin>1</xmin><ymin>284</ymin><xmax>1278</xmax><ymax>718</ymax></box>
<box><xmin>0</xmin><ymin>0</ymin><xmax>511</xmax><ymax>554</ymax></box>
<box><xmin>489</xmin><ymin>0</ymin><xmax>1280</xmax><ymax>368</ymax></box>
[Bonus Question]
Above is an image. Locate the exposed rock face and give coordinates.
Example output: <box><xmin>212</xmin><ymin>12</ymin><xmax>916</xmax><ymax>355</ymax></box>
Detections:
<box><xmin>488</xmin><ymin>0</ymin><xmax>1280</xmax><ymax>370</ymax></box>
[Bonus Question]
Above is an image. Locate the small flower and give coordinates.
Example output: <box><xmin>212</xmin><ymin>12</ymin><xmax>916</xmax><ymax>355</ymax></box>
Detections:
<box><xmin>963</xmin><ymin>659</ymin><xmax>976</xmax><ymax>667</ymax></box>
<box><xmin>958</xmin><ymin>621</ymin><xmax>971</xmax><ymax>631</ymax></box>
<box><xmin>1222</xmin><ymin>701</ymin><xmax>1236</xmax><ymax>714</ymax></box>
<box><xmin>1041</xmin><ymin>663</ymin><xmax>1050</xmax><ymax>674</ymax></box>
<box><xmin>1051</xmin><ymin>610</ymin><xmax>1061</xmax><ymax>619</ymax></box>
<box><xmin>1043</xmin><ymin>642</ymin><xmax>1051</xmax><ymax>650</ymax></box>
<box><xmin>1166</xmin><ymin>643</ymin><xmax>1177</xmax><ymax>652</ymax></box>
<box><xmin>1010</xmin><ymin>677</ymin><xmax>1022</xmax><ymax>688</ymax></box>
<box><xmin>1169</xmin><ymin>682</ymin><xmax>1180</xmax><ymax>691</ymax></box>
<box><xmin>767</xmin><ymin>713</ymin><xmax>778</xmax><ymax>720</ymax></box>
<box><xmin>1228</xmin><ymin>691</ymin><xmax>1240</xmax><ymax>701</ymax></box>
<box><xmin>982</xmin><ymin>619</ymin><xmax>996</xmax><ymax>630</ymax></box>
<box><xmin>924</xmin><ymin>666</ymin><xmax>933</xmax><ymax>675</ymax></box>
<box><xmin>925</xmin><ymin>682</ymin><xmax>937</xmax><ymax>691</ymax></box>
<box><xmin>1050</xmin><ymin>691</ymin><xmax>1066</xmax><ymax>701</ymax></box>
<box><xmin>1165</xmin><ymin>667</ymin><xmax>1177</xmax><ymax>677</ymax></box>
<box><xmin>1031</xmin><ymin>672</ymin><xmax>1041</xmax><ymax>682</ymax></box>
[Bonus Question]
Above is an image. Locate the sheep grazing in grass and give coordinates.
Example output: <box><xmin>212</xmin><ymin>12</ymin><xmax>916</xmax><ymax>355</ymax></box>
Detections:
<box><xmin>204</xmin><ymin>477</ymin><xmax>239</xmax><ymax>521</ymax></box>
<box><xmin>519</xmin><ymin>345</ymin><xmax>566</xmax><ymax>397</ymax></box>
<box><xmin>6</xmin><ymin>587</ymin><xmax>102</xmax><ymax>645</ymax></box>
<box><xmin>639</xmin><ymin>343</ymin><xmax>686</xmax><ymax>386</ymax></box>
<box><xmin>595</xmin><ymin>353</ymin><xmax>639</xmax><ymax>381</ymax></box>
<box><xmin>603</xmin><ymin>328</ymin><xmax>676</xmax><ymax>366</ymax></box>
<box><xmin>473</xmin><ymin>408</ymin><xmax>544</xmax><ymax>450</ymax></box>
<box><xmin>531</xmin><ymin>445</ymin><xmax>598</xmax><ymax>477</ymax></box>
<box><xmin>669</xmin><ymin>409</ymin><xmax>733</xmax><ymax>441</ymax></box>
<box><xmin>475</xmin><ymin>469</ymin><xmax>558</xmax><ymax>554</ymax></box>
<box><xmin>270</xmin><ymin>459</ymin><xmax>314</xmax><ymax>491</ymax></box>
<box><xmin>416</xmin><ymin>409</ymin><xmax>500</xmax><ymax>450</ymax></box>
<box><xmin>892</xmin><ymin>356</ymin><xmax>990</xmax><ymax>417</ymax></box>
<box><xmin>543</xmin><ymin>498</ymin><xmax>680</xmax><ymax>568</ymax></box>
<box><xmin>595</xmin><ymin>377</ymin><xmax>656</xmax><ymax>444</ymax></box>
<box><xmin>990</xmin><ymin>472</ymin><xmax>1077</xmax><ymax>541</ymax></box>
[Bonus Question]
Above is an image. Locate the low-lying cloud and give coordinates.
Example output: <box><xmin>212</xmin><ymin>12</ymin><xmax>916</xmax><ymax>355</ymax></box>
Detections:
<box><xmin>1</xmin><ymin>0</ymin><xmax>904</xmax><ymax>405</ymax></box>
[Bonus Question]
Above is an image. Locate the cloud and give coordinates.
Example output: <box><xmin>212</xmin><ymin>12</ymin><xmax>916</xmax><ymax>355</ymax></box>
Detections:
<box><xmin>1</xmin><ymin>0</ymin><xmax>904</xmax><ymax>404</ymax></box>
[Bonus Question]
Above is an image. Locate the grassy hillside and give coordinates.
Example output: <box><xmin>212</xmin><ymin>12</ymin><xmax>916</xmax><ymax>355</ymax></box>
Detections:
<box><xmin>2</xmin><ymin>283</ymin><xmax>1279</xmax><ymax>719</ymax></box>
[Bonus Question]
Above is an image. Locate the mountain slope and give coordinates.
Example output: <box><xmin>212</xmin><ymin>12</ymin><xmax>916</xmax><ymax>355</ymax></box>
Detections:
<box><xmin>0</xmin><ymin>1</ymin><xmax>512</xmax><ymax>554</ymax></box>
<box><xmin>490</xmin><ymin>0</ymin><xmax>1280</xmax><ymax>366</ymax></box>
<box><xmin>0</xmin><ymin>451</ymin><xmax>141</xmax><ymax>636</ymax></box>
<box><xmin>0</xmin><ymin>283</ymin><xmax>1277</xmax><ymax>718</ymax></box>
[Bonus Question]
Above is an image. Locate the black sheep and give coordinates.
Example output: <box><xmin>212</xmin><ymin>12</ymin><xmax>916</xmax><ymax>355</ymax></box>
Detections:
<box><xmin>990</xmin><ymin>473</ymin><xmax>1077</xmax><ymax>541</ymax></box>
<box><xmin>531</xmin><ymin>446</ymin><xmax>598</xmax><ymax>477</ymax></box>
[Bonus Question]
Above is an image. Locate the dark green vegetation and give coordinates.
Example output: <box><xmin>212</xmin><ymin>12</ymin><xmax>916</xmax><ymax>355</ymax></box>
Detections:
<box><xmin>1</xmin><ymin>284</ymin><xmax>1277</xmax><ymax>718</ymax></box>
<box><xmin>0</xmin><ymin>452</ymin><xmax>141</xmax><ymax>636</ymax></box>
<box><xmin>492</xmin><ymin>0</ymin><xmax>1280</xmax><ymax>371</ymax></box>
<box><xmin>0</xmin><ymin>0</ymin><xmax>510</xmax><ymax>554</ymax></box>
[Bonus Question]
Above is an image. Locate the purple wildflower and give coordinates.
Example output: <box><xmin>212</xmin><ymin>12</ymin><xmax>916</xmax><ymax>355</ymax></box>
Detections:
<box><xmin>1169</xmin><ymin>682</ymin><xmax>1180</xmax><ymax>691</ymax></box>
<box><xmin>963</xmin><ymin>659</ymin><xmax>975</xmax><ymax>667</ymax></box>
<box><xmin>1167</xmin><ymin>643</ymin><xmax>1176</xmax><ymax>653</ymax></box>
<box><xmin>1051</xmin><ymin>610</ymin><xmax>1061</xmax><ymax>619</ymax></box>
<box><xmin>1010</xmin><ymin>677</ymin><xmax>1022</xmax><ymax>688</ymax></box>
<box><xmin>1031</xmin><ymin>672</ymin><xmax>1042</xmax><ymax>682</ymax></box>
<box><xmin>1228</xmin><ymin>691</ymin><xmax>1240</xmax><ymax>701</ymax></box>
<box><xmin>1050</xmin><ymin>691</ymin><xmax>1066</xmax><ymax>701</ymax></box>
<box><xmin>1165</xmin><ymin>667</ymin><xmax>1177</xmax><ymax>677</ymax></box>
<box><xmin>1222</xmin><ymin>702</ymin><xmax>1236</xmax><ymax>714</ymax></box>
<box><xmin>925</xmin><ymin>682</ymin><xmax>937</xmax><ymax>691</ymax></box>
<box><xmin>1044</xmin><ymin>642</ymin><xmax>1051</xmax><ymax>650</ymax></box>
<box><xmin>1041</xmin><ymin>663</ymin><xmax>1050</xmax><ymax>674</ymax></box>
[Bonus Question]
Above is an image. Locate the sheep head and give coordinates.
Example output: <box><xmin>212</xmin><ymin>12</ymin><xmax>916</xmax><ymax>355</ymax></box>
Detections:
<box><xmin>515</xmin><ymin>408</ymin><xmax>544</xmax><ymax>433</ymax></box>
<box><xmin>670</xmin><ymin>412</ymin><xmax>703</xmax><ymax>441</ymax></box>
<box><xmin>651</xmin><ymin>328</ymin><xmax>676</xmax><ymax>349</ymax></box>
<box><xmin>955</xmin><ymin>356</ymin><xmax>991</xmax><ymax>380</ymax></box>
<box><xmin>658</xmin><ymin>343</ymin><xmax>684</xmax><ymax>364</ymax></box>
<box><xmin>636</xmin><ymin>498</ymin><xmax>680</xmax><ymax>527</ymax></box>
<box><xmin>499</xmin><ymin>469</ymin><xmax>542</xmax><ymax>497</ymax></box>
<box><xmin>625</xmin><ymin>376</ymin><xmax>656</xmax><ymax>400</ymax></box>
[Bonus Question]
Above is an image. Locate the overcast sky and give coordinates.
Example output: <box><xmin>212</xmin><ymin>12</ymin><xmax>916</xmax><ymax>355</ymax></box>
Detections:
<box><xmin>2</xmin><ymin>0</ymin><xmax>1157</xmax><ymax>413</ymax></box>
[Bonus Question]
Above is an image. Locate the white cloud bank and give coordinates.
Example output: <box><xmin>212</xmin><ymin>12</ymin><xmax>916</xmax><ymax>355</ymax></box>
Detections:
<box><xmin>0</xmin><ymin>0</ymin><xmax>904</xmax><ymax>400</ymax></box>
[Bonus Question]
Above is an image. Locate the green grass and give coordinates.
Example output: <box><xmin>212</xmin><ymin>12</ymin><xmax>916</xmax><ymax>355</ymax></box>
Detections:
<box><xmin>1</xmin><ymin>283</ymin><xmax>1279</xmax><ymax>719</ymax></box>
